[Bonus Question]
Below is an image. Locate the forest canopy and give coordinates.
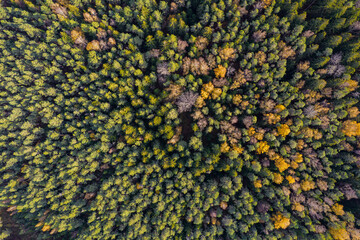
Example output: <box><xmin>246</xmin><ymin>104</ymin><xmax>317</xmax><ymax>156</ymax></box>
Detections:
<box><xmin>0</xmin><ymin>0</ymin><xmax>360</xmax><ymax>239</ymax></box>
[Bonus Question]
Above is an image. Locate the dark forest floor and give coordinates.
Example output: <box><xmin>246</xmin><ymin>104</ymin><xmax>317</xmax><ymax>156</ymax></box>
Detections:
<box><xmin>1</xmin><ymin>208</ymin><xmax>36</xmax><ymax>240</ymax></box>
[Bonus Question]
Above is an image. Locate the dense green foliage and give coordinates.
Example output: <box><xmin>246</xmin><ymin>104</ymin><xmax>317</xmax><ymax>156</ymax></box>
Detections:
<box><xmin>1</xmin><ymin>0</ymin><xmax>360</xmax><ymax>239</ymax></box>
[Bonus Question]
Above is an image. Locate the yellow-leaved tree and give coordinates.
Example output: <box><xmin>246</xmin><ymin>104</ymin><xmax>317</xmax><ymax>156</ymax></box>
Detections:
<box><xmin>332</xmin><ymin>203</ymin><xmax>345</xmax><ymax>216</ymax></box>
<box><xmin>277</xmin><ymin>124</ymin><xmax>290</xmax><ymax>137</ymax></box>
<box><xmin>86</xmin><ymin>40</ymin><xmax>101</xmax><ymax>51</ymax></box>
<box><xmin>341</xmin><ymin>120</ymin><xmax>360</xmax><ymax>137</ymax></box>
<box><xmin>300</xmin><ymin>180</ymin><xmax>316</xmax><ymax>191</ymax></box>
<box><xmin>272</xmin><ymin>212</ymin><xmax>290</xmax><ymax>229</ymax></box>
<box><xmin>219</xmin><ymin>47</ymin><xmax>236</xmax><ymax>60</ymax></box>
<box><xmin>329</xmin><ymin>227</ymin><xmax>350</xmax><ymax>240</ymax></box>
<box><xmin>256</xmin><ymin>141</ymin><xmax>270</xmax><ymax>154</ymax></box>
<box><xmin>214</xmin><ymin>65</ymin><xmax>226</xmax><ymax>78</ymax></box>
